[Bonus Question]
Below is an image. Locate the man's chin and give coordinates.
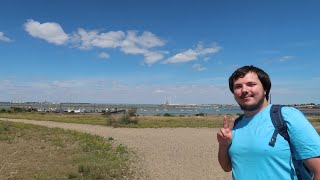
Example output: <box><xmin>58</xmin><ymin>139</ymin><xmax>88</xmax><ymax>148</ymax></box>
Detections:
<box><xmin>239</xmin><ymin>103</ymin><xmax>259</xmax><ymax>111</ymax></box>
<box><xmin>239</xmin><ymin>99</ymin><xmax>266</xmax><ymax>111</ymax></box>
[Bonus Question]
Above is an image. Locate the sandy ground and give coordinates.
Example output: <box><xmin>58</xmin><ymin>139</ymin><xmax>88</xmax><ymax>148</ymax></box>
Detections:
<box><xmin>0</xmin><ymin>118</ymin><xmax>232</xmax><ymax>180</ymax></box>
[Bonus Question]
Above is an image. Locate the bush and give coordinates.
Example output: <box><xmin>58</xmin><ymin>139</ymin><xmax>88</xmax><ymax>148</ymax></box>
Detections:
<box><xmin>106</xmin><ymin>112</ymin><xmax>138</xmax><ymax>127</ymax></box>
<box><xmin>11</xmin><ymin>107</ymin><xmax>26</xmax><ymax>112</ymax></box>
<box><xmin>163</xmin><ymin>113</ymin><xmax>174</xmax><ymax>117</ymax></box>
<box><xmin>195</xmin><ymin>113</ymin><xmax>207</xmax><ymax>116</ymax></box>
<box><xmin>127</xmin><ymin>108</ymin><xmax>137</xmax><ymax>117</ymax></box>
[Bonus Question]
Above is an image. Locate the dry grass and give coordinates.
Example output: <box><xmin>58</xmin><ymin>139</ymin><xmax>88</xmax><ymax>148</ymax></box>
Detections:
<box><xmin>1</xmin><ymin>112</ymin><xmax>319</xmax><ymax>130</ymax></box>
<box><xmin>0</xmin><ymin>112</ymin><xmax>108</xmax><ymax>125</ymax></box>
<box><xmin>0</xmin><ymin>121</ymin><xmax>137</xmax><ymax>179</ymax></box>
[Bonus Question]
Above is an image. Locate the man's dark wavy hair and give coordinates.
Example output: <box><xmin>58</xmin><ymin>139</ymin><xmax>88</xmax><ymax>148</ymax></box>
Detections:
<box><xmin>228</xmin><ymin>65</ymin><xmax>271</xmax><ymax>101</ymax></box>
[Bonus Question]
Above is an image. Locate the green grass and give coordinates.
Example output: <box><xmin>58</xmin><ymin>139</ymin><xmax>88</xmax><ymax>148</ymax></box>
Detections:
<box><xmin>0</xmin><ymin>112</ymin><xmax>230</xmax><ymax>128</ymax></box>
<box><xmin>121</xmin><ymin>117</ymin><xmax>225</xmax><ymax>128</ymax></box>
<box><xmin>0</xmin><ymin>121</ymin><xmax>136</xmax><ymax>179</ymax></box>
<box><xmin>0</xmin><ymin>112</ymin><xmax>319</xmax><ymax>179</ymax></box>
<box><xmin>0</xmin><ymin>112</ymin><xmax>319</xmax><ymax>131</ymax></box>
<box><xmin>0</xmin><ymin>112</ymin><xmax>108</xmax><ymax>125</ymax></box>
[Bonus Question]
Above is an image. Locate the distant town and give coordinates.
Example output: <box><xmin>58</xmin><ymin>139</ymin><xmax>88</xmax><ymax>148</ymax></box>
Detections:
<box><xmin>0</xmin><ymin>101</ymin><xmax>319</xmax><ymax>116</ymax></box>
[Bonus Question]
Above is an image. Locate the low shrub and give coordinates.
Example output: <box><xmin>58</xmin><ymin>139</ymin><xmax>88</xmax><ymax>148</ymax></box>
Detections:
<box><xmin>163</xmin><ymin>113</ymin><xmax>174</xmax><ymax>117</ymax></box>
<box><xmin>127</xmin><ymin>108</ymin><xmax>137</xmax><ymax>117</ymax></box>
<box><xmin>106</xmin><ymin>112</ymin><xmax>139</xmax><ymax>127</ymax></box>
<box><xmin>195</xmin><ymin>113</ymin><xmax>207</xmax><ymax>116</ymax></box>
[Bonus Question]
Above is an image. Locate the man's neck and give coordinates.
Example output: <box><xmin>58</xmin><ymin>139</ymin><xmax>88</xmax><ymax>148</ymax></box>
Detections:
<box><xmin>244</xmin><ymin>101</ymin><xmax>269</xmax><ymax>118</ymax></box>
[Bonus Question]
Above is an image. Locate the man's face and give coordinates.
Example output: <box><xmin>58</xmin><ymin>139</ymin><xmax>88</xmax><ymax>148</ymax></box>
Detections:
<box><xmin>232</xmin><ymin>72</ymin><xmax>267</xmax><ymax>111</ymax></box>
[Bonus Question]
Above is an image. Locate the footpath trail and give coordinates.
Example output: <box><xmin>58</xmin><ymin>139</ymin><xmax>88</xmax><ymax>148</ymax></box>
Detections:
<box><xmin>0</xmin><ymin>118</ymin><xmax>232</xmax><ymax>180</ymax></box>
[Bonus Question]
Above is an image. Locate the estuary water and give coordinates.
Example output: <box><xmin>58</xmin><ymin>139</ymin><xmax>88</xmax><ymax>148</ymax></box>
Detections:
<box><xmin>0</xmin><ymin>102</ymin><xmax>242</xmax><ymax>115</ymax></box>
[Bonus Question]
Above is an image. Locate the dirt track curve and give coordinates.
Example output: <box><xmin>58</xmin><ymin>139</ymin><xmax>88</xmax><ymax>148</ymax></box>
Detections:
<box><xmin>0</xmin><ymin>118</ymin><xmax>232</xmax><ymax>180</ymax></box>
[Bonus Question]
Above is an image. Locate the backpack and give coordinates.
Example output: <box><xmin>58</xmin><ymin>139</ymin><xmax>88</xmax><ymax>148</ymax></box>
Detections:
<box><xmin>234</xmin><ymin>105</ymin><xmax>313</xmax><ymax>180</ymax></box>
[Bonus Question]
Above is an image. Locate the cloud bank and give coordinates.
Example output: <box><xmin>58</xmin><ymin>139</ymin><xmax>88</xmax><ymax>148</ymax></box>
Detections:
<box><xmin>23</xmin><ymin>19</ymin><xmax>220</xmax><ymax>65</ymax></box>
<box><xmin>0</xmin><ymin>78</ymin><xmax>234</xmax><ymax>104</ymax></box>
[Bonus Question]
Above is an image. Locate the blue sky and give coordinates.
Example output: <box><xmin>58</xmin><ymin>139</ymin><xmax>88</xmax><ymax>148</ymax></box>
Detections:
<box><xmin>0</xmin><ymin>0</ymin><xmax>320</xmax><ymax>104</ymax></box>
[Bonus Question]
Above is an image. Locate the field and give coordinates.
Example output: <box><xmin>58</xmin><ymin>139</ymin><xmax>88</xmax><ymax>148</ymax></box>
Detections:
<box><xmin>0</xmin><ymin>111</ymin><xmax>319</xmax><ymax>179</ymax></box>
<box><xmin>0</xmin><ymin>111</ymin><xmax>319</xmax><ymax>129</ymax></box>
<box><xmin>0</xmin><ymin>120</ymin><xmax>141</xmax><ymax>180</ymax></box>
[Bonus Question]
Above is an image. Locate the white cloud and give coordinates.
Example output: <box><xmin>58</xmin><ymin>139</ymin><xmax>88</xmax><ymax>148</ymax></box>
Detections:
<box><xmin>121</xmin><ymin>31</ymin><xmax>163</xmax><ymax>49</ymax></box>
<box><xmin>98</xmin><ymin>52</ymin><xmax>110</xmax><ymax>59</ymax></box>
<box><xmin>164</xmin><ymin>49</ymin><xmax>198</xmax><ymax>63</ymax></box>
<box><xmin>23</xmin><ymin>19</ymin><xmax>224</xmax><ymax>66</ymax></box>
<box><xmin>162</xmin><ymin>43</ymin><xmax>221</xmax><ymax>64</ymax></box>
<box><xmin>24</xmin><ymin>19</ymin><xmax>69</xmax><ymax>45</ymax></box>
<box><xmin>134</xmin><ymin>31</ymin><xmax>165</xmax><ymax>48</ymax></box>
<box><xmin>71</xmin><ymin>29</ymin><xmax>166</xmax><ymax>64</ymax></box>
<box><xmin>120</xmin><ymin>35</ymin><xmax>148</xmax><ymax>54</ymax></box>
<box><xmin>192</xmin><ymin>64</ymin><xmax>207</xmax><ymax>71</ymax></box>
<box><xmin>144</xmin><ymin>51</ymin><xmax>167</xmax><ymax>64</ymax></box>
<box><xmin>121</xmin><ymin>31</ymin><xmax>165</xmax><ymax>50</ymax></box>
<box><xmin>73</xmin><ymin>28</ymin><xmax>125</xmax><ymax>49</ymax></box>
<box><xmin>279</xmin><ymin>55</ymin><xmax>294</xmax><ymax>62</ymax></box>
<box><xmin>50</xmin><ymin>80</ymin><xmax>86</xmax><ymax>88</ymax></box>
<box><xmin>154</xmin><ymin>89</ymin><xmax>166</xmax><ymax>93</ymax></box>
<box><xmin>0</xmin><ymin>32</ymin><xmax>12</xmax><ymax>42</ymax></box>
<box><xmin>119</xmin><ymin>31</ymin><xmax>167</xmax><ymax>64</ymax></box>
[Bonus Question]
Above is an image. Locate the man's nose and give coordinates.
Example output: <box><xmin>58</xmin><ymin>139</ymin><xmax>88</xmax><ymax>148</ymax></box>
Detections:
<box><xmin>241</xmin><ymin>86</ymin><xmax>248</xmax><ymax>92</ymax></box>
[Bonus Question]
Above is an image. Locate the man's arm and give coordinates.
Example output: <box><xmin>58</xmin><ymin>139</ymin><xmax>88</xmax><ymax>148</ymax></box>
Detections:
<box><xmin>304</xmin><ymin>157</ymin><xmax>320</xmax><ymax>180</ymax></box>
<box><xmin>217</xmin><ymin>116</ymin><xmax>234</xmax><ymax>172</ymax></box>
<box><xmin>218</xmin><ymin>143</ymin><xmax>232</xmax><ymax>172</ymax></box>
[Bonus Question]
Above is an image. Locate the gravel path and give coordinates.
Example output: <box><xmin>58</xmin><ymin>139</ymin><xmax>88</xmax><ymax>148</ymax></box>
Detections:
<box><xmin>0</xmin><ymin>118</ymin><xmax>232</xmax><ymax>180</ymax></box>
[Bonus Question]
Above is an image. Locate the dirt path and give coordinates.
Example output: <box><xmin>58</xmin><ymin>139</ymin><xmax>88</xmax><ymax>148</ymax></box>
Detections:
<box><xmin>0</xmin><ymin>118</ymin><xmax>231</xmax><ymax>180</ymax></box>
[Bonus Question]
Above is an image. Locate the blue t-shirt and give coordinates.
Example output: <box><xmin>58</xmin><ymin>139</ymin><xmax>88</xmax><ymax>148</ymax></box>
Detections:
<box><xmin>229</xmin><ymin>104</ymin><xmax>320</xmax><ymax>180</ymax></box>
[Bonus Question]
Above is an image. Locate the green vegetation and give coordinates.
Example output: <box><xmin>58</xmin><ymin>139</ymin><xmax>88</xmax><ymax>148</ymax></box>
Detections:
<box><xmin>106</xmin><ymin>113</ymin><xmax>139</xmax><ymax>127</ymax></box>
<box><xmin>0</xmin><ymin>121</ymin><xmax>136</xmax><ymax>179</ymax></box>
<box><xmin>0</xmin><ymin>111</ymin><xmax>231</xmax><ymax>128</ymax></box>
<box><xmin>307</xmin><ymin>115</ymin><xmax>320</xmax><ymax>133</ymax></box>
<box><xmin>163</xmin><ymin>113</ymin><xmax>174</xmax><ymax>117</ymax></box>
<box><xmin>0</xmin><ymin>110</ymin><xmax>319</xmax><ymax>131</ymax></box>
<box><xmin>0</xmin><ymin>111</ymin><xmax>319</xmax><ymax>179</ymax></box>
<box><xmin>0</xmin><ymin>111</ymin><xmax>108</xmax><ymax>125</ymax></box>
<box><xmin>123</xmin><ymin>115</ymin><xmax>226</xmax><ymax>128</ymax></box>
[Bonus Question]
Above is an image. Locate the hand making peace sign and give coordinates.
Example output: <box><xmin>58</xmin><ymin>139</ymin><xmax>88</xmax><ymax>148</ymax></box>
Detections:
<box><xmin>217</xmin><ymin>116</ymin><xmax>235</xmax><ymax>146</ymax></box>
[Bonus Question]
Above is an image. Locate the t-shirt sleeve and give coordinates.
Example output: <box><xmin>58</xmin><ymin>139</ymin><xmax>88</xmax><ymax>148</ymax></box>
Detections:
<box><xmin>281</xmin><ymin>107</ymin><xmax>320</xmax><ymax>160</ymax></box>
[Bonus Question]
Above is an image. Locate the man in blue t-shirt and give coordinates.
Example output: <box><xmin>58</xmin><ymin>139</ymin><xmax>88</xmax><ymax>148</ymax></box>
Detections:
<box><xmin>217</xmin><ymin>65</ymin><xmax>320</xmax><ymax>179</ymax></box>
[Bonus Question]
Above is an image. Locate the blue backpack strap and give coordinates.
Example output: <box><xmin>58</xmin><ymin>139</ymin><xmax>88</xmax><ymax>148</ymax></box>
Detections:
<box><xmin>269</xmin><ymin>105</ymin><xmax>289</xmax><ymax>146</ymax></box>
<box><xmin>233</xmin><ymin>114</ymin><xmax>244</xmax><ymax>129</ymax></box>
<box><xmin>269</xmin><ymin>105</ymin><xmax>303</xmax><ymax>180</ymax></box>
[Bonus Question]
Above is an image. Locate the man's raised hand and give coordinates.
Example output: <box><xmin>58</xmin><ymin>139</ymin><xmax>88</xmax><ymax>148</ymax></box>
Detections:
<box><xmin>217</xmin><ymin>116</ymin><xmax>235</xmax><ymax>146</ymax></box>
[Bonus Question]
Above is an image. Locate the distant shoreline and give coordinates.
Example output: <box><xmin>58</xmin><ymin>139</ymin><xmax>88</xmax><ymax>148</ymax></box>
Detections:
<box><xmin>1</xmin><ymin>102</ymin><xmax>320</xmax><ymax>115</ymax></box>
<box><xmin>297</xmin><ymin>108</ymin><xmax>320</xmax><ymax>115</ymax></box>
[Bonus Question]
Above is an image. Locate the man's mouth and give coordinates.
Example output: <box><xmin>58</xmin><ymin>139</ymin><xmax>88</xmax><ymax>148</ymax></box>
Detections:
<box><xmin>240</xmin><ymin>94</ymin><xmax>253</xmax><ymax>99</ymax></box>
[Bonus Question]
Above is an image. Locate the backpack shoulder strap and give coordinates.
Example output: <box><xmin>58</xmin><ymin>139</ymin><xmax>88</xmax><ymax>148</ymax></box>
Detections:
<box><xmin>233</xmin><ymin>114</ymin><xmax>244</xmax><ymax>129</ymax></box>
<box><xmin>269</xmin><ymin>105</ymin><xmax>305</xmax><ymax>180</ymax></box>
<box><xmin>269</xmin><ymin>105</ymin><xmax>289</xmax><ymax>146</ymax></box>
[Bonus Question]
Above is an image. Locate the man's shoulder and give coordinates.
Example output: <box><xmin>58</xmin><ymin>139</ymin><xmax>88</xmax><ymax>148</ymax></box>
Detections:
<box><xmin>279</xmin><ymin>105</ymin><xmax>305</xmax><ymax>120</ymax></box>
